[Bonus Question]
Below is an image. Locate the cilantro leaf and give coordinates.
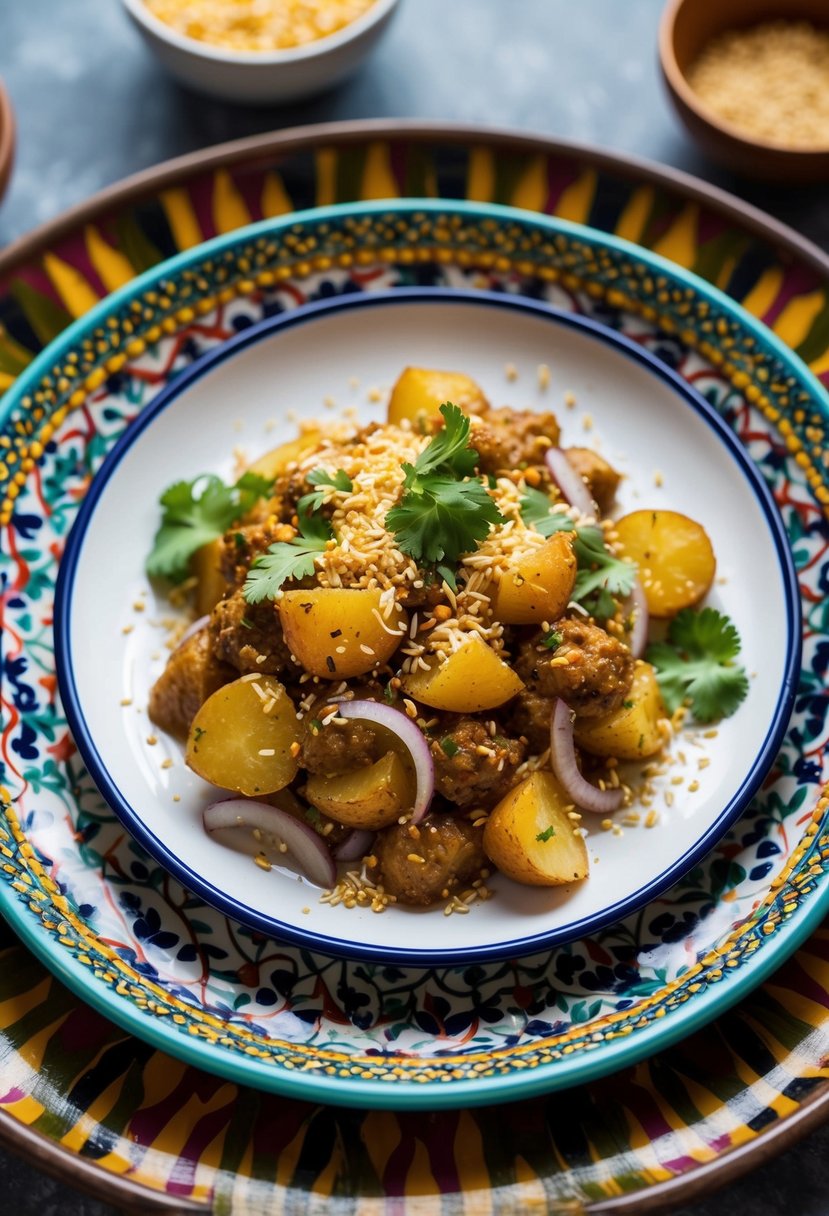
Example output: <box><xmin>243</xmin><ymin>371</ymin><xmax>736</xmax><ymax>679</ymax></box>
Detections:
<box><xmin>408</xmin><ymin>403</ymin><xmax>478</xmax><ymax>481</ymax></box>
<box><xmin>298</xmin><ymin>467</ymin><xmax>353</xmax><ymax>515</ymax></box>
<box><xmin>436</xmin><ymin>563</ymin><xmax>458</xmax><ymax>592</ymax></box>
<box><xmin>520</xmin><ymin>487</ymin><xmax>576</xmax><ymax>538</ymax></box>
<box><xmin>387</xmin><ymin>474</ymin><xmax>503</xmax><ymax>565</ymax></box>
<box><xmin>646</xmin><ymin>607</ymin><xmax>749</xmax><ymax>722</ymax></box>
<box><xmin>385</xmin><ymin>403</ymin><xmax>505</xmax><ymax>569</ymax></box>
<box><xmin>520</xmin><ymin>494</ymin><xmax>635</xmax><ymax>620</ymax></box>
<box><xmin>147</xmin><ymin>471</ymin><xmax>272</xmax><ymax>582</ymax></box>
<box><xmin>572</xmin><ymin>525</ymin><xmax>637</xmax><ymax>617</ymax></box>
<box><xmin>294</xmin><ymin>505</ymin><xmax>334</xmax><ymax>547</ymax></box>
<box><xmin>536</xmin><ymin>825</ymin><xmax>556</xmax><ymax>843</ymax></box>
<box><xmin>242</xmin><ymin>511</ymin><xmax>333</xmax><ymax>604</ymax></box>
<box><xmin>308</xmin><ymin>467</ymin><xmax>352</xmax><ymax>492</ymax></box>
<box><xmin>235</xmin><ymin>471</ymin><xmax>274</xmax><ymax>504</ymax></box>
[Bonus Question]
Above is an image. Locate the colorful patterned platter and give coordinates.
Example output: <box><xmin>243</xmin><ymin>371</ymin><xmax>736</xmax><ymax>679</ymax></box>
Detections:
<box><xmin>0</xmin><ymin>125</ymin><xmax>828</xmax><ymax>1211</ymax></box>
<box><xmin>53</xmin><ymin>285</ymin><xmax>800</xmax><ymax>964</ymax></box>
<box><xmin>1</xmin><ymin>198</ymin><xmax>827</xmax><ymax>1115</ymax></box>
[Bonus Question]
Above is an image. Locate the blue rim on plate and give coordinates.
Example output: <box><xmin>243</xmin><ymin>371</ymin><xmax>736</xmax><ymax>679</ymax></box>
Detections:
<box><xmin>0</xmin><ymin>198</ymin><xmax>826</xmax><ymax>1109</ymax></box>
<box><xmin>53</xmin><ymin>286</ymin><xmax>802</xmax><ymax>964</ymax></box>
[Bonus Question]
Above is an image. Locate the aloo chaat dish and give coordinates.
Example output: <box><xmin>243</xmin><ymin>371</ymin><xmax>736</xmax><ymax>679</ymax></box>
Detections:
<box><xmin>146</xmin><ymin>366</ymin><xmax>748</xmax><ymax>911</ymax></box>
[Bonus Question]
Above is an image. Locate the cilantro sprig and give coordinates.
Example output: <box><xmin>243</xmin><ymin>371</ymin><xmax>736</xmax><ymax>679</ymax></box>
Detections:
<box><xmin>572</xmin><ymin>525</ymin><xmax>637</xmax><ymax>620</ymax></box>
<box><xmin>520</xmin><ymin>491</ymin><xmax>635</xmax><ymax>620</ymax></box>
<box><xmin>297</xmin><ymin>467</ymin><xmax>353</xmax><ymax>516</ymax></box>
<box><xmin>519</xmin><ymin>487</ymin><xmax>576</xmax><ymax>538</ymax></box>
<box><xmin>243</xmin><ymin>510</ymin><xmax>333</xmax><ymax>604</ymax></box>
<box><xmin>147</xmin><ymin>471</ymin><xmax>272</xmax><ymax>582</ymax></box>
<box><xmin>385</xmin><ymin>403</ymin><xmax>505</xmax><ymax>573</ymax></box>
<box><xmin>647</xmin><ymin>607</ymin><xmax>748</xmax><ymax>722</ymax></box>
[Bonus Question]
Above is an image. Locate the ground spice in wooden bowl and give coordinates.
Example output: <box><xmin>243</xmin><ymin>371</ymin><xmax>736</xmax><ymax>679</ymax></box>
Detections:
<box><xmin>686</xmin><ymin>19</ymin><xmax>829</xmax><ymax>149</ymax></box>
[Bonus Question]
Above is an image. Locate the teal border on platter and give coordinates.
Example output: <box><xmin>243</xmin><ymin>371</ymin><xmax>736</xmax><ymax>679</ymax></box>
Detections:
<box><xmin>0</xmin><ymin>199</ymin><xmax>827</xmax><ymax>1109</ymax></box>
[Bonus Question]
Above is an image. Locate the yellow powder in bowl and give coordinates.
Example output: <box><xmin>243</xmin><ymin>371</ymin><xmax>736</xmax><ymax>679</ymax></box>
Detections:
<box><xmin>686</xmin><ymin>19</ymin><xmax>829</xmax><ymax>149</ymax></box>
<box><xmin>144</xmin><ymin>0</ymin><xmax>378</xmax><ymax>53</ymax></box>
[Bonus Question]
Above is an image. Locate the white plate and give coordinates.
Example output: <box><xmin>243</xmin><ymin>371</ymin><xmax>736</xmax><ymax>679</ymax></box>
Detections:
<box><xmin>55</xmin><ymin>290</ymin><xmax>798</xmax><ymax>963</ymax></box>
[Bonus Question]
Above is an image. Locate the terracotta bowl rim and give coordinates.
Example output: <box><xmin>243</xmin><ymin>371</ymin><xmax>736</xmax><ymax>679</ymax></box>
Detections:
<box><xmin>0</xmin><ymin>77</ymin><xmax>15</xmax><ymax>203</ymax></box>
<box><xmin>658</xmin><ymin>0</ymin><xmax>829</xmax><ymax>160</ymax></box>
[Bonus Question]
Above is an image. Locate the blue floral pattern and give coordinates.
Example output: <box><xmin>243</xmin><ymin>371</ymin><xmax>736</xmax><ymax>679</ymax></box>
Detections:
<box><xmin>0</xmin><ymin>211</ymin><xmax>827</xmax><ymax>1093</ymax></box>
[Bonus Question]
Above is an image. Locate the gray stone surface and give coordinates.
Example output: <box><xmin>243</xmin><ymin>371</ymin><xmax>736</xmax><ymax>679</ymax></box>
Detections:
<box><xmin>0</xmin><ymin>0</ymin><xmax>826</xmax><ymax>1212</ymax></box>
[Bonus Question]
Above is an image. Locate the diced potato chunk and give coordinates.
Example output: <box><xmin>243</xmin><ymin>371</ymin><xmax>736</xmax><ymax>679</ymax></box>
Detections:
<box><xmin>278</xmin><ymin>588</ymin><xmax>407</xmax><ymax>679</ymax></box>
<box><xmin>493</xmin><ymin>532</ymin><xmax>577</xmax><ymax>625</ymax></box>
<box><xmin>246</xmin><ymin>430</ymin><xmax>322</xmax><ymax>481</ymax></box>
<box><xmin>483</xmin><ymin>771</ymin><xmax>589</xmax><ymax>886</ymax></box>
<box><xmin>574</xmin><ymin>661</ymin><xmax>666</xmax><ymax>760</ymax></box>
<box><xmin>192</xmin><ymin>537</ymin><xmax>226</xmax><ymax>616</ymax></box>
<box><xmin>614</xmin><ymin>509</ymin><xmax>715</xmax><ymax>617</ymax></box>
<box><xmin>305</xmin><ymin>751</ymin><xmax>413</xmax><ymax>829</ymax></box>
<box><xmin>186</xmin><ymin>674</ymin><xmax>300</xmax><ymax>796</ymax></box>
<box><xmin>387</xmin><ymin>367</ymin><xmax>489</xmax><ymax>428</ymax></box>
<box><xmin>401</xmin><ymin>634</ymin><xmax>524</xmax><ymax>711</ymax></box>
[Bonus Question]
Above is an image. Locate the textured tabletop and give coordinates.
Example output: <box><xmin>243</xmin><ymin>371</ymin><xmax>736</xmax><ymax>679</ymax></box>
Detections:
<box><xmin>0</xmin><ymin>0</ymin><xmax>827</xmax><ymax>1212</ymax></box>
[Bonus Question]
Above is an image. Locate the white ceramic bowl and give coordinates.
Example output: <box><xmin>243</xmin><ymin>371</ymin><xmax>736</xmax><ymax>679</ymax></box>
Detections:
<box><xmin>55</xmin><ymin>289</ymin><xmax>798</xmax><ymax>965</ymax></box>
<box><xmin>121</xmin><ymin>0</ymin><xmax>401</xmax><ymax>104</ymax></box>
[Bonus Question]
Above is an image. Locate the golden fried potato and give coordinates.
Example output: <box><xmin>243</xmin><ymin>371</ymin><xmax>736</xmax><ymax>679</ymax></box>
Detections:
<box><xmin>246</xmin><ymin>430</ymin><xmax>322</xmax><ymax>481</ymax></box>
<box><xmin>305</xmin><ymin>751</ymin><xmax>413</xmax><ymax>829</ymax></box>
<box><xmin>613</xmin><ymin>510</ymin><xmax>715</xmax><ymax>618</ymax></box>
<box><xmin>401</xmin><ymin>635</ymin><xmax>524</xmax><ymax>711</ymax></box>
<box><xmin>192</xmin><ymin>537</ymin><xmax>226</xmax><ymax>616</ymax></box>
<box><xmin>278</xmin><ymin>588</ymin><xmax>407</xmax><ymax>679</ymax></box>
<box><xmin>186</xmin><ymin>674</ymin><xmax>300</xmax><ymax>796</ymax></box>
<box><xmin>483</xmin><ymin>771</ymin><xmax>589</xmax><ymax>887</ymax></box>
<box><xmin>493</xmin><ymin>532</ymin><xmax>577</xmax><ymax>625</ymax></box>
<box><xmin>574</xmin><ymin>660</ymin><xmax>667</xmax><ymax>760</ymax></box>
<box><xmin>387</xmin><ymin>367</ymin><xmax>489</xmax><ymax>428</ymax></box>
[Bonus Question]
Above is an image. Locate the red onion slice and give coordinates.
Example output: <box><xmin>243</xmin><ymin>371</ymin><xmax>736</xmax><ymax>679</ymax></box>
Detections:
<box><xmin>334</xmin><ymin>829</ymin><xmax>375</xmax><ymax>862</ymax></box>
<box><xmin>178</xmin><ymin>614</ymin><xmax>210</xmax><ymax>648</ymax></box>
<box><xmin>627</xmin><ymin>577</ymin><xmax>649</xmax><ymax>660</ymax></box>
<box><xmin>203</xmin><ymin>799</ymin><xmax>336</xmax><ymax>888</ymax></box>
<box><xmin>550</xmin><ymin>699</ymin><xmax>624</xmax><ymax>815</ymax></box>
<box><xmin>545</xmin><ymin>448</ymin><xmax>598</xmax><ymax>518</ymax></box>
<box><xmin>335</xmin><ymin>700</ymin><xmax>434</xmax><ymax>824</ymax></box>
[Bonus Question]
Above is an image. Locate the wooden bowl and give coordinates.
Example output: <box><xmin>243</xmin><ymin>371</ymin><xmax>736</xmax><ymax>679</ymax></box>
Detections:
<box><xmin>659</xmin><ymin>0</ymin><xmax>829</xmax><ymax>182</ymax></box>
<box><xmin>0</xmin><ymin>78</ymin><xmax>15</xmax><ymax>204</ymax></box>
